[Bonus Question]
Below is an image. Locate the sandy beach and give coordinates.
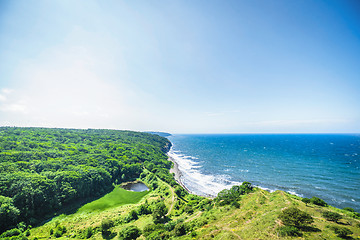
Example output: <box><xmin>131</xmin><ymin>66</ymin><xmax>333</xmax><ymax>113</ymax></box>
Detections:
<box><xmin>168</xmin><ymin>154</ymin><xmax>192</xmax><ymax>193</ymax></box>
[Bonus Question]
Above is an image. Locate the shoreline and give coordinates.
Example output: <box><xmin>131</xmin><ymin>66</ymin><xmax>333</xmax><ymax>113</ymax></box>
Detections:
<box><xmin>168</xmin><ymin>154</ymin><xmax>192</xmax><ymax>194</ymax></box>
<box><xmin>168</xmin><ymin>153</ymin><xmax>215</xmax><ymax>198</ymax></box>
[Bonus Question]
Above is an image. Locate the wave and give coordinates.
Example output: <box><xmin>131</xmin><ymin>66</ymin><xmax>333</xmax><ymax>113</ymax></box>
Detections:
<box><xmin>169</xmin><ymin>148</ymin><xmax>304</xmax><ymax>198</ymax></box>
<box><xmin>168</xmin><ymin>149</ymin><xmax>241</xmax><ymax>197</ymax></box>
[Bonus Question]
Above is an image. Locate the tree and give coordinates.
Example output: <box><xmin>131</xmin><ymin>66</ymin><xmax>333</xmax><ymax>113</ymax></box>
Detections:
<box><xmin>279</xmin><ymin>207</ymin><xmax>314</xmax><ymax>228</ymax></box>
<box><xmin>100</xmin><ymin>219</ymin><xmax>113</xmax><ymax>234</ymax></box>
<box><xmin>310</xmin><ymin>197</ymin><xmax>327</xmax><ymax>206</ymax></box>
<box><xmin>173</xmin><ymin>223</ymin><xmax>187</xmax><ymax>236</ymax></box>
<box><xmin>322</xmin><ymin>211</ymin><xmax>342</xmax><ymax>223</ymax></box>
<box><xmin>152</xmin><ymin>202</ymin><xmax>167</xmax><ymax>224</ymax></box>
<box><xmin>138</xmin><ymin>203</ymin><xmax>150</xmax><ymax>215</ymax></box>
<box><xmin>301</xmin><ymin>198</ymin><xmax>310</xmax><ymax>206</ymax></box>
<box><xmin>0</xmin><ymin>196</ymin><xmax>20</xmax><ymax>232</ymax></box>
<box><xmin>216</xmin><ymin>182</ymin><xmax>253</xmax><ymax>205</ymax></box>
<box><xmin>125</xmin><ymin>210</ymin><xmax>138</xmax><ymax>223</ymax></box>
<box><xmin>118</xmin><ymin>225</ymin><xmax>141</xmax><ymax>240</ymax></box>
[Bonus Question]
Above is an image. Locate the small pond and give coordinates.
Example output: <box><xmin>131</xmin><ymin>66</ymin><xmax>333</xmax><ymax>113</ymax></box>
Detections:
<box><xmin>122</xmin><ymin>182</ymin><xmax>149</xmax><ymax>192</ymax></box>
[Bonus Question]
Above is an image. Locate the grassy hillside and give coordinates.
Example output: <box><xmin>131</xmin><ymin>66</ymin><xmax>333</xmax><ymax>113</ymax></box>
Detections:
<box><xmin>21</xmin><ymin>177</ymin><xmax>360</xmax><ymax>240</ymax></box>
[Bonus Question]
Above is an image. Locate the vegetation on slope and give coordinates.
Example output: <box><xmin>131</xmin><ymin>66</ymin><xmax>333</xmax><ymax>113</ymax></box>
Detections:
<box><xmin>1</xmin><ymin>127</ymin><xmax>359</xmax><ymax>240</ymax></box>
<box><xmin>0</xmin><ymin>127</ymin><xmax>172</xmax><ymax>233</ymax></box>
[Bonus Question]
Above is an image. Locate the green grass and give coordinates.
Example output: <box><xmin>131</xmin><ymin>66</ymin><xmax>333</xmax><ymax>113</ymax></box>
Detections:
<box><xmin>28</xmin><ymin>181</ymin><xmax>360</xmax><ymax>240</ymax></box>
<box><xmin>77</xmin><ymin>186</ymin><xmax>149</xmax><ymax>212</ymax></box>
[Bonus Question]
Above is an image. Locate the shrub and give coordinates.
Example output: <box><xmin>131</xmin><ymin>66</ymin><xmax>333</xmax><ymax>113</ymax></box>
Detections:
<box><xmin>277</xmin><ymin>226</ymin><xmax>301</xmax><ymax>237</ymax></box>
<box><xmin>152</xmin><ymin>202</ymin><xmax>167</xmax><ymax>224</ymax></box>
<box><xmin>118</xmin><ymin>225</ymin><xmax>141</xmax><ymax>240</ymax></box>
<box><xmin>183</xmin><ymin>205</ymin><xmax>194</xmax><ymax>214</ymax></box>
<box><xmin>279</xmin><ymin>207</ymin><xmax>314</xmax><ymax>228</ymax></box>
<box><xmin>216</xmin><ymin>182</ymin><xmax>253</xmax><ymax>205</ymax></box>
<box><xmin>301</xmin><ymin>198</ymin><xmax>310</xmax><ymax>205</ymax></box>
<box><xmin>174</xmin><ymin>186</ymin><xmax>186</xmax><ymax>197</ymax></box>
<box><xmin>197</xmin><ymin>199</ymin><xmax>213</xmax><ymax>211</ymax></box>
<box><xmin>310</xmin><ymin>197</ymin><xmax>327</xmax><ymax>206</ymax></box>
<box><xmin>173</xmin><ymin>223</ymin><xmax>187</xmax><ymax>236</ymax></box>
<box><xmin>231</xmin><ymin>201</ymin><xmax>240</xmax><ymax>208</ymax></box>
<box><xmin>146</xmin><ymin>230</ymin><xmax>170</xmax><ymax>240</ymax></box>
<box><xmin>0</xmin><ymin>228</ymin><xmax>21</xmax><ymax>237</ymax></box>
<box><xmin>51</xmin><ymin>225</ymin><xmax>66</xmax><ymax>238</ymax></box>
<box><xmin>343</xmin><ymin>207</ymin><xmax>355</xmax><ymax>212</ymax></box>
<box><xmin>54</xmin><ymin>229</ymin><xmax>62</xmax><ymax>238</ymax></box>
<box><xmin>125</xmin><ymin>210</ymin><xmax>138</xmax><ymax>222</ymax></box>
<box><xmin>330</xmin><ymin>226</ymin><xmax>353</xmax><ymax>238</ymax></box>
<box><xmin>322</xmin><ymin>211</ymin><xmax>342</xmax><ymax>222</ymax></box>
<box><xmin>84</xmin><ymin>226</ymin><xmax>93</xmax><ymax>238</ymax></box>
<box><xmin>143</xmin><ymin>224</ymin><xmax>163</xmax><ymax>237</ymax></box>
<box><xmin>101</xmin><ymin>219</ymin><xmax>114</xmax><ymax>234</ymax></box>
<box><xmin>138</xmin><ymin>204</ymin><xmax>151</xmax><ymax>215</ymax></box>
<box><xmin>164</xmin><ymin>221</ymin><xmax>177</xmax><ymax>231</ymax></box>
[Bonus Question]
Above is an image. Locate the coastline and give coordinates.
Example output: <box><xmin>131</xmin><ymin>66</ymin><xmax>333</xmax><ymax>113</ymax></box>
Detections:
<box><xmin>168</xmin><ymin>154</ymin><xmax>192</xmax><ymax>194</ymax></box>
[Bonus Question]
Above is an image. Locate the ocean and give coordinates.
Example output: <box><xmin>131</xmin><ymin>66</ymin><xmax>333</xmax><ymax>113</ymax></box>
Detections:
<box><xmin>168</xmin><ymin>134</ymin><xmax>360</xmax><ymax>212</ymax></box>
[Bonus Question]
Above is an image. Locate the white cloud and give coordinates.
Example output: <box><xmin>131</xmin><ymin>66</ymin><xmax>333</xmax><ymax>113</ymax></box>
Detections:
<box><xmin>0</xmin><ymin>103</ymin><xmax>27</xmax><ymax>113</ymax></box>
<box><xmin>0</xmin><ymin>94</ymin><xmax>6</xmax><ymax>102</ymax></box>
<box><xmin>0</xmin><ymin>88</ymin><xmax>27</xmax><ymax>113</ymax></box>
<box><xmin>0</xmin><ymin>26</ymin><xmax>151</xmax><ymax>129</ymax></box>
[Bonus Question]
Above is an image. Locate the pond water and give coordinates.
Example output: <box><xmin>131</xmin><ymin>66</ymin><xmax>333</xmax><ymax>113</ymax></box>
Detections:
<box><xmin>127</xmin><ymin>182</ymin><xmax>149</xmax><ymax>192</ymax></box>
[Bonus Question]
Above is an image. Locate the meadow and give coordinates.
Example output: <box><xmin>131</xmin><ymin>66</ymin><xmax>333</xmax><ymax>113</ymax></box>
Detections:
<box><xmin>78</xmin><ymin>186</ymin><xmax>149</xmax><ymax>213</ymax></box>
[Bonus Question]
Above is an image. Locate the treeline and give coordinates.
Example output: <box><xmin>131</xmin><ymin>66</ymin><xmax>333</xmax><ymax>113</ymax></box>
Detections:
<box><xmin>0</xmin><ymin>127</ymin><xmax>171</xmax><ymax>233</ymax></box>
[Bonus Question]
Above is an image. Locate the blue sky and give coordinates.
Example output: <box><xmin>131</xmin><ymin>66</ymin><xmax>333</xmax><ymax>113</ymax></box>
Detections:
<box><xmin>0</xmin><ymin>0</ymin><xmax>359</xmax><ymax>133</ymax></box>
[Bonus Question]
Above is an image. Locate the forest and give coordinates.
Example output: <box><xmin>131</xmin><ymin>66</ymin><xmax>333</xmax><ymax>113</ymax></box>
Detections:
<box><xmin>0</xmin><ymin>127</ymin><xmax>172</xmax><ymax>233</ymax></box>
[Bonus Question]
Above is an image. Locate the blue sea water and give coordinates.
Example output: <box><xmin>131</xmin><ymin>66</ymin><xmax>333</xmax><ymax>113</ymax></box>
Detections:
<box><xmin>168</xmin><ymin>134</ymin><xmax>360</xmax><ymax>211</ymax></box>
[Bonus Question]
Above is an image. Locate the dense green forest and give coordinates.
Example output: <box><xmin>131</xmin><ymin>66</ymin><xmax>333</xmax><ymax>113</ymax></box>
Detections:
<box><xmin>0</xmin><ymin>127</ymin><xmax>172</xmax><ymax>233</ymax></box>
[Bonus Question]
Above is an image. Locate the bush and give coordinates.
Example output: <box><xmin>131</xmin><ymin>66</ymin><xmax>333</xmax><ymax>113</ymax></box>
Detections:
<box><xmin>277</xmin><ymin>226</ymin><xmax>301</xmax><ymax>237</ymax></box>
<box><xmin>173</xmin><ymin>223</ymin><xmax>187</xmax><ymax>236</ymax></box>
<box><xmin>231</xmin><ymin>201</ymin><xmax>240</xmax><ymax>208</ymax></box>
<box><xmin>301</xmin><ymin>198</ymin><xmax>310</xmax><ymax>205</ymax></box>
<box><xmin>174</xmin><ymin>186</ymin><xmax>186</xmax><ymax>197</ymax></box>
<box><xmin>125</xmin><ymin>210</ymin><xmax>138</xmax><ymax>223</ymax></box>
<box><xmin>197</xmin><ymin>199</ymin><xmax>213</xmax><ymax>211</ymax></box>
<box><xmin>146</xmin><ymin>230</ymin><xmax>170</xmax><ymax>240</ymax></box>
<box><xmin>164</xmin><ymin>221</ymin><xmax>177</xmax><ymax>231</ymax></box>
<box><xmin>84</xmin><ymin>226</ymin><xmax>93</xmax><ymax>238</ymax></box>
<box><xmin>183</xmin><ymin>205</ymin><xmax>194</xmax><ymax>214</ymax></box>
<box><xmin>216</xmin><ymin>182</ymin><xmax>253</xmax><ymax>205</ymax></box>
<box><xmin>279</xmin><ymin>207</ymin><xmax>314</xmax><ymax>228</ymax></box>
<box><xmin>138</xmin><ymin>203</ymin><xmax>151</xmax><ymax>215</ymax></box>
<box><xmin>322</xmin><ymin>211</ymin><xmax>342</xmax><ymax>222</ymax></box>
<box><xmin>310</xmin><ymin>197</ymin><xmax>327</xmax><ymax>206</ymax></box>
<box><xmin>152</xmin><ymin>202</ymin><xmax>167</xmax><ymax>224</ymax></box>
<box><xmin>0</xmin><ymin>228</ymin><xmax>21</xmax><ymax>237</ymax></box>
<box><xmin>101</xmin><ymin>219</ymin><xmax>114</xmax><ymax>234</ymax></box>
<box><xmin>51</xmin><ymin>225</ymin><xmax>66</xmax><ymax>238</ymax></box>
<box><xmin>343</xmin><ymin>207</ymin><xmax>355</xmax><ymax>212</ymax></box>
<box><xmin>54</xmin><ymin>230</ymin><xmax>62</xmax><ymax>238</ymax></box>
<box><xmin>331</xmin><ymin>226</ymin><xmax>353</xmax><ymax>238</ymax></box>
<box><xmin>118</xmin><ymin>225</ymin><xmax>141</xmax><ymax>240</ymax></box>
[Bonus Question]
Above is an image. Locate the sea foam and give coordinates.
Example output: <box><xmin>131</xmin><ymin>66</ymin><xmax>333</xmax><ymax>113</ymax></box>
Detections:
<box><xmin>168</xmin><ymin>148</ymin><xmax>241</xmax><ymax>197</ymax></box>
